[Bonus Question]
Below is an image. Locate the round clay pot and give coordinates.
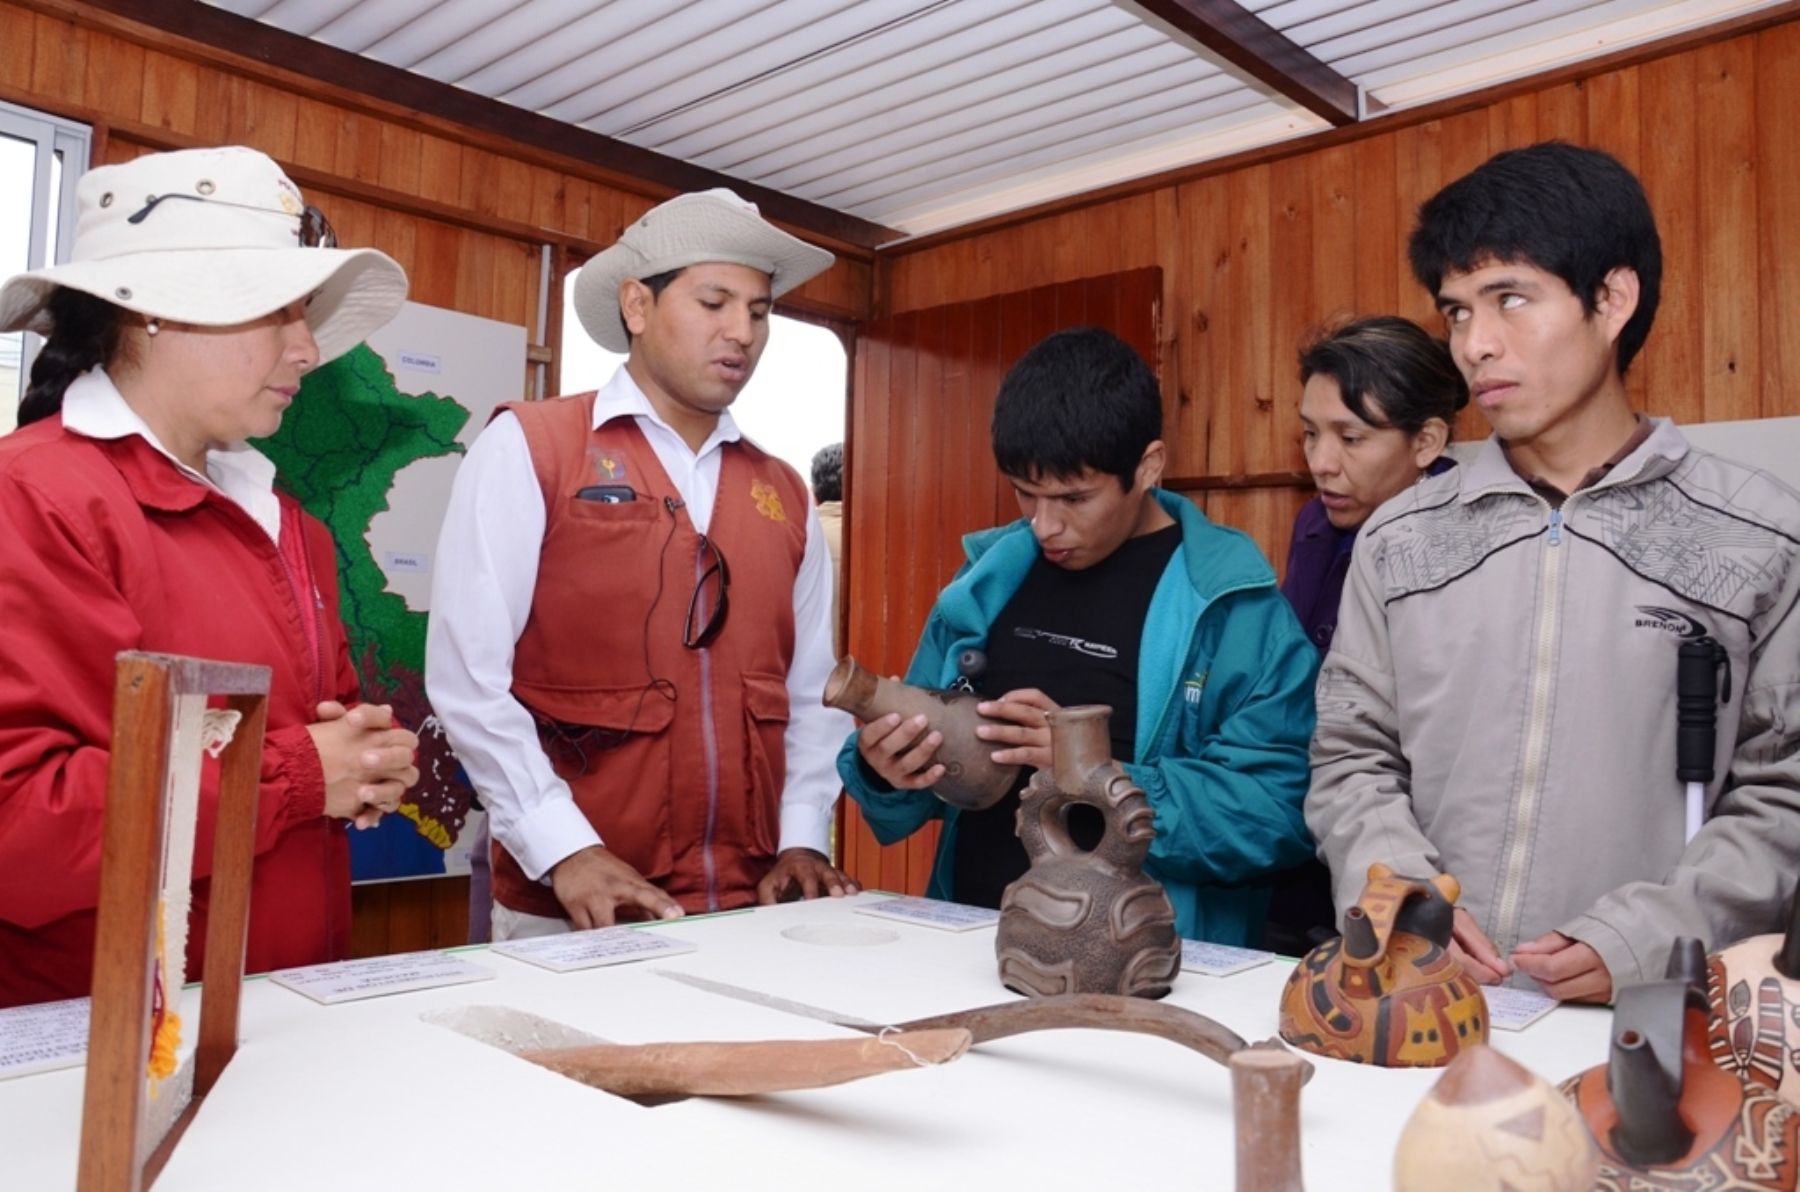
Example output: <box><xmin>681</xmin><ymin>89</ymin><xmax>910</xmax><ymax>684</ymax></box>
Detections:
<box><xmin>1395</xmin><ymin>1045</ymin><xmax>1599</xmax><ymax>1191</ymax></box>
<box><xmin>822</xmin><ymin>655</ymin><xmax>1020</xmax><ymax>811</ymax></box>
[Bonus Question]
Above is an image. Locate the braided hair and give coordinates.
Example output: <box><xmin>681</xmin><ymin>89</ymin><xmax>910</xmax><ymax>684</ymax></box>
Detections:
<box><xmin>19</xmin><ymin>289</ymin><xmax>128</xmax><ymax>427</ymax></box>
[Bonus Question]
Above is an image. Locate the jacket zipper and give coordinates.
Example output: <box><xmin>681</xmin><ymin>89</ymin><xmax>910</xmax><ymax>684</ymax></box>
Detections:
<box><xmin>1491</xmin><ymin>502</ymin><xmax>1566</xmax><ymax>953</ymax></box>
<box><xmin>696</xmin><ymin>551</ymin><xmax>722</xmax><ymax>913</ymax></box>
<box><xmin>1143</xmin><ymin>578</ymin><xmax>1268</xmax><ymax>753</ymax></box>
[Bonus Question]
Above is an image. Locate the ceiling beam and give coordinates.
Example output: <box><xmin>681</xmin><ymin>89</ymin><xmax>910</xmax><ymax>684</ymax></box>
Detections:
<box><xmin>1126</xmin><ymin>0</ymin><xmax>1360</xmax><ymax>127</ymax></box>
<box><xmin>62</xmin><ymin>0</ymin><xmax>904</xmax><ymax>250</ymax></box>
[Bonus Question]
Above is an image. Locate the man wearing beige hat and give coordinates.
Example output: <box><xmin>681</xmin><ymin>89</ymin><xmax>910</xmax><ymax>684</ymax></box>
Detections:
<box><xmin>428</xmin><ymin>190</ymin><xmax>858</xmax><ymax>936</ymax></box>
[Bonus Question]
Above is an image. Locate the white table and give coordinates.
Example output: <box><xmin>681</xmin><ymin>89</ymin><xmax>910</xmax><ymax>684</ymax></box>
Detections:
<box><xmin>1</xmin><ymin>893</ymin><xmax>1612</xmax><ymax>1191</ymax></box>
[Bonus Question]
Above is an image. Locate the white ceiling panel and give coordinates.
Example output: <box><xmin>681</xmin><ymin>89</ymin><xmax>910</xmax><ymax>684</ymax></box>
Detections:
<box><xmin>201</xmin><ymin>0</ymin><xmax>1786</xmax><ymax>237</ymax></box>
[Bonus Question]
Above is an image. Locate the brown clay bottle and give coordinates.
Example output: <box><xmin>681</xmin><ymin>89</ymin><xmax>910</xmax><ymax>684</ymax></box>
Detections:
<box><xmin>822</xmin><ymin>655</ymin><xmax>1020</xmax><ymax>811</ymax></box>
<box><xmin>995</xmin><ymin>704</ymin><xmax>1180</xmax><ymax>999</ymax></box>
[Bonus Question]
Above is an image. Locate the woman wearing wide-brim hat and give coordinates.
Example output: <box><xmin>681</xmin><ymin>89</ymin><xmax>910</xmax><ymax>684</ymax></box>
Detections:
<box><xmin>0</xmin><ymin>145</ymin><xmax>420</xmax><ymax>1008</ymax></box>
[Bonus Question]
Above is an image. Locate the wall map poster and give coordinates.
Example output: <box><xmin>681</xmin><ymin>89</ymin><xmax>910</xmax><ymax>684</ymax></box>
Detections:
<box><xmin>257</xmin><ymin>300</ymin><xmax>526</xmax><ymax>882</ymax></box>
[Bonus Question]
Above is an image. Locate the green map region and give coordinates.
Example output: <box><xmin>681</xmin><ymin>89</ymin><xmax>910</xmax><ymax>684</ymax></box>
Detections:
<box><xmin>255</xmin><ymin>343</ymin><xmax>475</xmax><ymax>880</ymax></box>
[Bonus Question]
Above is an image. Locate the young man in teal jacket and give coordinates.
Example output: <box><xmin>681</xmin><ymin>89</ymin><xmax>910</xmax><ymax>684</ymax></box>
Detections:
<box><xmin>838</xmin><ymin>327</ymin><xmax>1320</xmax><ymax>945</ymax></box>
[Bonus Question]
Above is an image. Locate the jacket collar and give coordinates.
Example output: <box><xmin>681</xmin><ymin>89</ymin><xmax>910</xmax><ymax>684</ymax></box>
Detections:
<box><xmin>1457</xmin><ymin>416</ymin><xmax>1689</xmax><ymax>505</ymax></box>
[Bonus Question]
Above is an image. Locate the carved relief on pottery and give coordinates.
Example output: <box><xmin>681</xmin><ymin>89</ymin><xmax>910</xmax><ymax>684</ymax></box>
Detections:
<box><xmin>1394</xmin><ymin>1045</ymin><xmax>1599</xmax><ymax>1192</ymax></box>
<box><xmin>1278</xmin><ymin>864</ymin><xmax>1487</xmax><ymax>1067</ymax></box>
<box><xmin>995</xmin><ymin>705</ymin><xmax>1180</xmax><ymax>999</ymax></box>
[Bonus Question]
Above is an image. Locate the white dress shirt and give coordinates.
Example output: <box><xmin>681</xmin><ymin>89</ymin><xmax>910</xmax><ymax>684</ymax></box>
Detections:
<box><xmin>62</xmin><ymin>366</ymin><xmax>282</xmax><ymax>542</ymax></box>
<box><xmin>426</xmin><ymin>365</ymin><xmax>850</xmax><ymax>882</ymax></box>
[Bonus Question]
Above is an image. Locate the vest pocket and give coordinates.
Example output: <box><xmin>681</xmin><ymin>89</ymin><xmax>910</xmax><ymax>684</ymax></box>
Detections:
<box><xmin>741</xmin><ymin>671</ymin><xmax>791</xmax><ymax>858</ymax></box>
<box><xmin>513</xmin><ymin>680</ymin><xmax>676</xmax><ymax>882</ymax></box>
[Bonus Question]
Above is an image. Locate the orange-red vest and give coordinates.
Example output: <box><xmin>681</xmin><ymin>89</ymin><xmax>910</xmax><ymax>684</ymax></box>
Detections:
<box><xmin>492</xmin><ymin>393</ymin><xmax>808</xmax><ymax>917</ymax></box>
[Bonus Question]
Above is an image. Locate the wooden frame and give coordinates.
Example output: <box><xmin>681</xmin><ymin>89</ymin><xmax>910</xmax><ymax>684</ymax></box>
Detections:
<box><xmin>77</xmin><ymin>653</ymin><xmax>271</xmax><ymax>1192</ymax></box>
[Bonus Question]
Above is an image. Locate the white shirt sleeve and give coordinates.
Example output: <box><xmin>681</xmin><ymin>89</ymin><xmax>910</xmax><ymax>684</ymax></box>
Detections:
<box><xmin>425</xmin><ymin>412</ymin><xmax>601</xmax><ymax>881</ymax></box>
<box><xmin>779</xmin><ymin>500</ymin><xmax>854</xmax><ymax>856</ymax></box>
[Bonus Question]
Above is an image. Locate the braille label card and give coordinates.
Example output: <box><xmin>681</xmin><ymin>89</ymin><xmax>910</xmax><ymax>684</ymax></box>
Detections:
<box><xmin>1180</xmin><ymin>940</ymin><xmax>1275</xmax><ymax>977</ymax></box>
<box><xmin>854</xmin><ymin>896</ymin><xmax>1001</xmax><ymax>932</ymax></box>
<box><xmin>1482</xmin><ymin>985</ymin><xmax>1559</xmax><ymax>1031</ymax></box>
<box><xmin>490</xmin><ymin>927</ymin><xmax>698</xmax><ymax>973</ymax></box>
<box><xmin>270</xmin><ymin>952</ymin><xmax>495</xmax><ymax>1004</ymax></box>
<box><xmin>0</xmin><ymin>997</ymin><xmax>89</xmax><ymax>1080</ymax></box>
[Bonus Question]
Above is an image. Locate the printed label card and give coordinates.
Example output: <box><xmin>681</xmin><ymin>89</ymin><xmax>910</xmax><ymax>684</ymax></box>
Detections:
<box><xmin>1180</xmin><ymin>940</ymin><xmax>1276</xmax><ymax>977</ymax></box>
<box><xmin>270</xmin><ymin>952</ymin><xmax>494</xmax><ymax>1005</ymax></box>
<box><xmin>1483</xmin><ymin>984</ymin><xmax>1559</xmax><ymax>1031</ymax></box>
<box><xmin>854</xmin><ymin>896</ymin><xmax>1001</xmax><ymax>932</ymax></box>
<box><xmin>0</xmin><ymin>997</ymin><xmax>90</xmax><ymax>1080</ymax></box>
<box><xmin>490</xmin><ymin>927</ymin><xmax>697</xmax><ymax>973</ymax></box>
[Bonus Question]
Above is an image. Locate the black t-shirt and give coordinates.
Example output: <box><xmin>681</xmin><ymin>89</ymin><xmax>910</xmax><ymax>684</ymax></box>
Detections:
<box><xmin>951</xmin><ymin>523</ymin><xmax>1183</xmax><ymax>908</ymax></box>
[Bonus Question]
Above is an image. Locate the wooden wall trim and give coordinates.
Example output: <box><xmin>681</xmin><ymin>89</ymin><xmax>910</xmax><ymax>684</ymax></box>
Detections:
<box><xmin>15</xmin><ymin>0</ymin><xmax>893</xmax><ymax>257</ymax></box>
<box><xmin>1165</xmin><ymin>471</ymin><xmax>1313</xmax><ymax>492</ymax></box>
<box><xmin>885</xmin><ymin>0</ymin><xmax>1800</xmax><ymax>257</ymax></box>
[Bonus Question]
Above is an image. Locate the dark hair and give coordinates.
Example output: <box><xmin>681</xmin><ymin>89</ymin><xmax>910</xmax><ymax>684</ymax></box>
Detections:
<box><xmin>1298</xmin><ymin>316</ymin><xmax>1469</xmax><ymax>436</ymax></box>
<box><xmin>992</xmin><ymin>327</ymin><xmax>1160</xmax><ymax>489</ymax></box>
<box><xmin>1408</xmin><ymin>141</ymin><xmax>1662</xmax><ymax>375</ymax></box>
<box><xmin>619</xmin><ymin>267</ymin><xmax>685</xmax><ymax>343</ymax></box>
<box><xmin>811</xmin><ymin>442</ymin><xmax>843</xmax><ymax>502</ymax></box>
<box><xmin>19</xmin><ymin>288</ymin><xmax>129</xmax><ymax>427</ymax></box>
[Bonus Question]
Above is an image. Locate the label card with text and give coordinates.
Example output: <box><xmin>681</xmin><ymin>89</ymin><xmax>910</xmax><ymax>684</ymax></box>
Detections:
<box><xmin>1180</xmin><ymin>940</ymin><xmax>1276</xmax><ymax>978</ymax></box>
<box><xmin>270</xmin><ymin>952</ymin><xmax>494</xmax><ymax>1005</ymax></box>
<box><xmin>1483</xmin><ymin>984</ymin><xmax>1559</xmax><ymax>1031</ymax></box>
<box><xmin>491</xmin><ymin>927</ymin><xmax>697</xmax><ymax>973</ymax></box>
<box><xmin>854</xmin><ymin>896</ymin><xmax>1000</xmax><ymax>932</ymax></box>
<box><xmin>0</xmin><ymin>997</ymin><xmax>89</xmax><ymax>1080</ymax></box>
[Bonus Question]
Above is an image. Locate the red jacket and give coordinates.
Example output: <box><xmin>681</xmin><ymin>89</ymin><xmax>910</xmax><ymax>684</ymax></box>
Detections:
<box><xmin>0</xmin><ymin>419</ymin><xmax>357</xmax><ymax>1007</ymax></box>
<box><xmin>494</xmin><ymin>398</ymin><xmax>807</xmax><ymax>917</ymax></box>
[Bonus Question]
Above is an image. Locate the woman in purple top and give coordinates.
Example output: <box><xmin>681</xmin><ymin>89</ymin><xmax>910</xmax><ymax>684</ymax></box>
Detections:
<box><xmin>1283</xmin><ymin>317</ymin><xmax>1469</xmax><ymax>653</ymax></box>
<box><xmin>1268</xmin><ymin>316</ymin><xmax>1467</xmax><ymax>954</ymax></box>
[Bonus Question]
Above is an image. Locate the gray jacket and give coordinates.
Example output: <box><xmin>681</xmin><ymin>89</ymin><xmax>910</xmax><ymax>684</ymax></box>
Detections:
<box><xmin>1307</xmin><ymin>418</ymin><xmax>1800</xmax><ymax>989</ymax></box>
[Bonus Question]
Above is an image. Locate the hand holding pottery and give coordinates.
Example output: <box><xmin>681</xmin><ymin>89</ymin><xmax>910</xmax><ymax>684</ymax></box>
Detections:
<box><xmin>825</xmin><ymin>655</ymin><xmax>1021</xmax><ymax>810</ymax></box>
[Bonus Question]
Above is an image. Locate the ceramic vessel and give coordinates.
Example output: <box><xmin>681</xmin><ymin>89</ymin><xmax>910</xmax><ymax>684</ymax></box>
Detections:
<box><xmin>1707</xmin><ymin>886</ymin><xmax>1800</xmax><ymax>1106</ymax></box>
<box><xmin>1561</xmin><ymin>944</ymin><xmax>1800</xmax><ymax>1190</ymax></box>
<box><xmin>994</xmin><ymin>705</ymin><xmax>1181</xmax><ymax>999</ymax></box>
<box><xmin>1277</xmin><ymin>863</ymin><xmax>1487</xmax><ymax>1067</ymax></box>
<box><xmin>822</xmin><ymin>655</ymin><xmax>1020</xmax><ymax>811</ymax></box>
<box><xmin>1394</xmin><ymin>1045</ymin><xmax>1599</xmax><ymax>1191</ymax></box>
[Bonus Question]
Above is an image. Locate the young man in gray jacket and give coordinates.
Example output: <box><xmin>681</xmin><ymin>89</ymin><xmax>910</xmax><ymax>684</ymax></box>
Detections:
<box><xmin>1306</xmin><ymin>142</ymin><xmax>1800</xmax><ymax>1003</ymax></box>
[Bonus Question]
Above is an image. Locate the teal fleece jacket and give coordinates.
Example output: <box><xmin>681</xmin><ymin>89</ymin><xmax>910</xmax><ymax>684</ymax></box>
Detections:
<box><xmin>837</xmin><ymin>491</ymin><xmax>1320</xmax><ymax>945</ymax></box>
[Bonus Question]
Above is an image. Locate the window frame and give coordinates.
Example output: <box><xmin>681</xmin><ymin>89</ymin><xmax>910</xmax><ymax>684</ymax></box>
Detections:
<box><xmin>0</xmin><ymin>100</ymin><xmax>91</xmax><ymax>415</ymax></box>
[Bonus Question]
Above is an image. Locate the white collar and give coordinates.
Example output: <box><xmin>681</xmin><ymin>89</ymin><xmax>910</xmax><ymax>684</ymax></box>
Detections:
<box><xmin>61</xmin><ymin>367</ymin><xmax>283</xmax><ymax>543</ymax></box>
<box><xmin>593</xmin><ymin>364</ymin><xmax>743</xmax><ymax>459</ymax></box>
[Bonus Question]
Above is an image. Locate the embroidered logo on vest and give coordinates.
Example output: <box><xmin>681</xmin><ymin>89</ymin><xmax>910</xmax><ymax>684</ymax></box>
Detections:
<box><xmin>588</xmin><ymin>449</ymin><xmax>627</xmax><ymax>481</ymax></box>
<box><xmin>751</xmin><ymin>480</ymin><xmax>787</xmax><ymax>522</ymax></box>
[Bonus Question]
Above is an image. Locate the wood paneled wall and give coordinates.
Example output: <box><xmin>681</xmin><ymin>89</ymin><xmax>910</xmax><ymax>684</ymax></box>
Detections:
<box><xmin>0</xmin><ymin>0</ymin><xmax>873</xmax><ymax>953</ymax></box>
<box><xmin>878</xmin><ymin>17</ymin><xmax>1800</xmax><ymax>576</ymax></box>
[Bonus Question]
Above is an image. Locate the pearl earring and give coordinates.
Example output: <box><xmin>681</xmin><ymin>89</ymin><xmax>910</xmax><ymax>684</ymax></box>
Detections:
<box><xmin>145</xmin><ymin>319</ymin><xmax>161</xmax><ymax>337</ymax></box>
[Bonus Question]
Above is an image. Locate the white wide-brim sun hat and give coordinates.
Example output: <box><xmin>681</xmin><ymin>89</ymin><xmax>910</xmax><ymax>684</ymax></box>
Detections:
<box><xmin>574</xmin><ymin>188</ymin><xmax>834</xmax><ymax>353</ymax></box>
<box><xmin>0</xmin><ymin>145</ymin><xmax>406</xmax><ymax>363</ymax></box>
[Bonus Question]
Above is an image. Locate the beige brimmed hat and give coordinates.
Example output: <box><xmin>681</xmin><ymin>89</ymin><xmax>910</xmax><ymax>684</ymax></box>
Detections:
<box><xmin>574</xmin><ymin>188</ymin><xmax>833</xmax><ymax>353</ymax></box>
<box><xmin>0</xmin><ymin>145</ymin><xmax>406</xmax><ymax>363</ymax></box>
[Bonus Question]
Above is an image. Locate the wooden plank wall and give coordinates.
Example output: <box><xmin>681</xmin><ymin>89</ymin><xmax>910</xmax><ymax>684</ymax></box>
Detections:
<box><xmin>840</xmin><ymin>270</ymin><xmax>1161</xmax><ymax>893</ymax></box>
<box><xmin>879</xmin><ymin>18</ymin><xmax>1800</xmax><ymax>579</ymax></box>
<box><xmin>0</xmin><ymin>0</ymin><xmax>874</xmax><ymax>955</ymax></box>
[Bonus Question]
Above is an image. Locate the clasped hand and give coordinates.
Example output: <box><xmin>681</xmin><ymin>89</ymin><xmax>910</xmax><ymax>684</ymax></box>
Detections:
<box><xmin>307</xmin><ymin>700</ymin><xmax>420</xmax><ymax>829</ymax></box>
